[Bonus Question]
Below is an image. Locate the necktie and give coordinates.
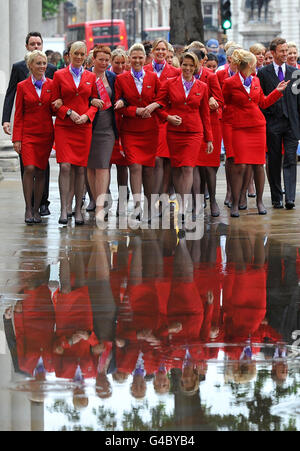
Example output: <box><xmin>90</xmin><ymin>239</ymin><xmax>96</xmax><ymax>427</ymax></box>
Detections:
<box><xmin>243</xmin><ymin>76</ymin><xmax>252</xmax><ymax>88</ymax></box>
<box><xmin>154</xmin><ymin>61</ymin><xmax>164</xmax><ymax>72</ymax></box>
<box><xmin>34</xmin><ymin>79</ymin><xmax>43</xmax><ymax>90</ymax></box>
<box><xmin>133</xmin><ymin>70</ymin><xmax>143</xmax><ymax>81</ymax></box>
<box><xmin>184</xmin><ymin>80</ymin><xmax>194</xmax><ymax>91</ymax></box>
<box><xmin>229</xmin><ymin>69</ymin><xmax>235</xmax><ymax>77</ymax></box>
<box><xmin>71</xmin><ymin>66</ymin><xmax>82</xmax><ymax>78</ymax></box>
<box><xmin>278</xmin><ymin>66</ymin><xmax>285</xmax><ymax>82</ymax></box>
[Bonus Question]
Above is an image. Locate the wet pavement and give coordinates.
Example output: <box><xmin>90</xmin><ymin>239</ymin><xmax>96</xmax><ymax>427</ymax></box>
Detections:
<box><xmin>0</xmin><ymin>160</ymin><xmax>300</xmax><ymax>432</ymax></box>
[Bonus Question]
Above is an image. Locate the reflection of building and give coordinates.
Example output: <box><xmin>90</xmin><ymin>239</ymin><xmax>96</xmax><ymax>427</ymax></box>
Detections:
<box><xmin>227</xmin><ymin>0</ymin><xmax>300</xmax><ymax>49</ymax></box>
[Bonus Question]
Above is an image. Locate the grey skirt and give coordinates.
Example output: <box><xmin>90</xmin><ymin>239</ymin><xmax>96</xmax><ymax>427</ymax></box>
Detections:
<box><xmin>88</xmin><ymin>107</ymin><xmax>115</xmax><ymax>169</ymax></box>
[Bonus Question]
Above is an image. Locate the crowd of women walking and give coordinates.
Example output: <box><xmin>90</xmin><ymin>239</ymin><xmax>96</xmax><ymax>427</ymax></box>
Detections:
<box><xmin>12</xmin><ymin>36</ymin><xmax>297</xmax><ymax>226</ymax></box>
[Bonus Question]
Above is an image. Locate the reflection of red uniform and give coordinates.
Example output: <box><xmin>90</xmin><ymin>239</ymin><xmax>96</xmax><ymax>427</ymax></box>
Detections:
<box><xmin>13</xmin><ymin>78</ymin><xmax>54</xmax><ymax>170</ymax></box>
<box><xmin>198</xmin><ymin>67</ymin><xmax>224</xmax><ymax>167</ymax></box>
<box><xmin>144</xmin><ymin>62</ymin><xmax>180</xmax><ymax>158</ymax></box>
<box><xmin>54</xmin><ymin>286</ymin><xmax>99</xmax><ymax>379</ymax></box>
<box><xmin>166</xmin><ymin>280</ymin><xmax>204</xmax><ymax>344</ymax></box>
<box><xmin>14</xmin><ymin>285</ymin><xmax>55</xmax><ymax>375</ymax></box>
<box><xmin>52</xmin><ymin>68</ymin><xmax>98</xmax><ymax>167</ymax></box>
<box><xmin>155</xmin><ymin>76</ymin><xmax>213</xmax><ymax>167</ymax></box>
<box><xmin>115</xmin><ymin>71</ymin><xmax>161</xmax><ymax>167</ymax></box>
<box><xmin>222</xmin><ymin>266</ymin><xmax>267</xmax><ymax>342</ymax></box>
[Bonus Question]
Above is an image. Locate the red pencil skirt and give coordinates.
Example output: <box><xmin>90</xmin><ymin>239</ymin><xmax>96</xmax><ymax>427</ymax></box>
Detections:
<box><xmin>232</xmin><ymin>125</ymin><xmax>266</xmax><ymax>165</ymax></box>
<box><xmin>22</xmin><ymin>132</ymin><xmax>54</xmax><ymax>170</ymax></box>
<box><xmin>55</xmin><ymin>124</ymin><xmax>92</xmax><ymax>167</ymax></box>
<box><xmin>121</xmin><ymin>130</ymin><xmax>158</xmax><ymax>167</ymax></box>
<box><xmin>198</xmin><ymin>116</ymin><xmax>222</xmax><ymax>167</ymax></box>
<box><xmin>167</xmin><ymin>131</ymin><xmax>203</xmax><ymax>167</ymax></box>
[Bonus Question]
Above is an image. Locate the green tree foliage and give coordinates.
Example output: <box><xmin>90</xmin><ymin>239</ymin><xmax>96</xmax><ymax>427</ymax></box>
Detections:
<box><xmin>42</xmin><ymin>0</ymin><xmax>64</xmax><ymax>18</ymax></box>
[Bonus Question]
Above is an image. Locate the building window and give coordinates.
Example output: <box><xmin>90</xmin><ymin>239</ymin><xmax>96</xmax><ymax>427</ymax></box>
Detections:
<box><xmin>203</xmin><ymin>3</ymin><xmax>213</xmax><ymax>28</ymax></box>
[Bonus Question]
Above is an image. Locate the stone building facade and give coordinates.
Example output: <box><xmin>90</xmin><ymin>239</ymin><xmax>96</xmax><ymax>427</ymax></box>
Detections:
<box><xmin>227</xmin><ymin>0</ymin><xmax>300</xmax><ymax>49</ymax></box>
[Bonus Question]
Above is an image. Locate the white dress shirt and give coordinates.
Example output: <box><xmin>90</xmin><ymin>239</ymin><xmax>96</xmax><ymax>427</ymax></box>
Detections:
<box><xmin>31</xmin><ymin>76</ymin><xmax>46</xmax><ymax>98</ymax></box>
<box><xmin>273</xmin><ymin>61</ymin><xmax>286</xmax><ymax>78</ymax></box>
<box><xmin>69</xmin><ymin>65</ymin><xmax>83</xmax><ymax>88</ymax></box>
<box><xmin>131</xmin><ymin>69</ymin><xmax>145</xmax><ymax>94</ymax></box>
<box><xmin>182</xmin><ymin>76</ymin><xmax>195</xmax><ymax>98</ymax></box>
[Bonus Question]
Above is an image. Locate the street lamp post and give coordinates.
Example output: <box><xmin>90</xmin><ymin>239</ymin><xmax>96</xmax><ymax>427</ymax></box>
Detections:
<box><xmin>111</xmin><ymin>0</ymin><xmax>114</xmax><ymax>49</ymax></box>
<box><xmin>133</xmin><ymin>0</ymin><xmax>136</xmax><ymax>43</ymax></box>
<box><xmin>141</xmin><ymin>0</ymin><xmax>144</xmax><ymax>41</ymax></box>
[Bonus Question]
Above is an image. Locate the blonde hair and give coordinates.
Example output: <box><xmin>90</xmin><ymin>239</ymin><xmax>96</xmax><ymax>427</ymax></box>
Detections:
<box><xmin>26</xmin><ymin>50</ymin><xmax>47</xmax><ymax>71</ymax></box>
<box><xmin>168</xmin><ymin>43</ymin><xmax>175</xmax><ymax>53</ymax></box>
<box><xmin>129</xmin><ymin>43</ymin><xmax>146</xmax><ymax>56</ymax></box>
<box><xmin>172</xmin><ymin>56</ymin><xmax>180</xmax><ymax>68</ymax></box>
<box><xmin>224</xmin><ymin>41</ymin><xmax>236</xmax><ymax>52</ymax></box>
<box><xmin>152</xmin><ymin>38</ymin><xmax>169</xmax><ymax>51</ymax></box>
<box><xmin>70</xmin><ymin>41</ymin><xmax>87</xmax><ymax>55</ymax></box>
<box><xmin>187</xmin><ymin>41</ymin><xmax>205</xmax><ymax>50</ymax></box>
<box><xmin>231</xmin><ymin>49</ymin><xmax>256</xmax><ymax>70</ymax></box>
<box><xmin>249</xmin><ymin>43</ymin><xmax>266</xmax><ymax>55</ymax></box>
<box><xmin>226</xmin><ymin>44</ymin><xmax>243</xmax><ymax>58</ymax></box>
<box><xmin>111</xmin><ymin>48</ymin><xmax>127</xmax><ymax>62</ymax></box>
<box><xmin>287</xmin><ymin>41</ymin><xmax>298</xmax><ymax>48</ymax></box>
<box><xmin>180</xmin><ymin>51</ymin><xmax>200</xmax><ymax>73</ymax></box>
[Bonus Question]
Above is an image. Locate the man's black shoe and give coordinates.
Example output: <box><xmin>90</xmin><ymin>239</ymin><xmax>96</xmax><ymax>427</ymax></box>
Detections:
<box><xmin>39</xmin><ymin>205</ymin><xmax>50</xmax><ymax>216</ymax></box>
<box><xmin>285</xmin><ymin>201</ymin><xmax>295</xmax><ymax>210</ymax></box>
<box><xmin>273</xmin><ymin>201</ymin><xmax>284</xmax><ymax>209</ymax></box>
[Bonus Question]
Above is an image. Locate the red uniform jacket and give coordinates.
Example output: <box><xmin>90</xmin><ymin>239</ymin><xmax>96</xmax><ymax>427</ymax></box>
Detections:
<box><xmin>155</xmin><ymin>75</ymin><xmax>213</xmax><ymax>141</ymax></box>
<box><xmin>144</xmin><ymin>62</ymin><xmax>180</xmax><ymax>83</ymax></box>
<box><xmin>199</xmin><ymin>66</ymin><xmax>224</xmax><ymax>119</ymax></box>
<box><xmin>13</xmin><ymin>77</ymin><xmax>54</xmax><ymax>142</ymax></box>
<box><xmin>114</xmin><ymin>70</ymin><xmax>161</xmax><ymax>133</ymax></box>
<box><xmin>51</xmin><ymin>67</ymin><xmax>98</xmax><ymax>126</ymax></box>
<box><xmin>222</xmin><ymin>73</ymin><xmax>283</xmax><ymax>129</ymax></box>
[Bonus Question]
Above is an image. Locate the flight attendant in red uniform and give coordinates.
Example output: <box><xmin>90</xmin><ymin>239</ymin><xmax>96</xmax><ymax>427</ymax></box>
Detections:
<box><xmin>52</xmin><ymin>41</ymin><xmax>98</xmax><ymax>226</ymax></box>
<box><xmin>191</xmin><ymin>48</ymin><xmax>224</xmax><ymax>217</ymax></box>
<box><xmin>109</xmin><ymin>48</ymin><xmax>129</xmax><ymax>208</ymax></box>
<box><xmin>217</xmin><ymin>45</ymin><xmax>239</xmax><ymax>208</ymax></box>
<box><xmin>222</xmin><ymin>49</ymin><xmax>289</xmax><ymax>218</ymax></box>
<box><xmin>149</xmin><ymin>52</ymin><xmax>213</xmax><ymax>220</ymax></box>
<box><xmin>144</xmin><ymin>38</ymin><xmax>180</xmax><ymax>203</ymax></box>
<box><xmin>114</xmin><ymin>43</ymin><xmax>161</xmax><ymax>220</ymax></box>
<box><xmin>12</xmin><ymin>50</ymin><xmax>54</xmax><ymax>225</ymax></box>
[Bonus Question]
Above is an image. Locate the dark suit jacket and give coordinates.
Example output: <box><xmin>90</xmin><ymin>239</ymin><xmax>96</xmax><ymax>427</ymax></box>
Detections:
<box><xmin>91</xmin><ymin>69</ymin><xmax>118</xmax><ymax>138</ymax></box>
<box><xmin>2</xmin><ymin>59</ymin><xmax>57</xmax><ymax>125</ymax></box>
<box><xmin>257</xmin><ymin>63</ymin><xmax>300</xmax><ymax>139</ymax></box>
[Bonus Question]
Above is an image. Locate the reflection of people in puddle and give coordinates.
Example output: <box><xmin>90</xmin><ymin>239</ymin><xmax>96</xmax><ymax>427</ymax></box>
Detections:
<box><xmin>95</xmin><ymin>341</ymin><xmax>113</xmax><ymax>399</ymax></box>
<box><xmin>190</xmin><ymin>224</ymin><xmax>222</xmax><ymax>347</ymax></box>
<box><xmin>130</xmin><ymin>351</ymin><xmax>147</xmax><ymax>400</ymax></box>
<box><xmin>153</xmin><ymin>364</ymin><xmax>171</xmax><ymax>395</ymax></box>
<box><xmin>180</xmin><ymin>349</ymin><xmax>200</xmax><ymax>396</ymax></box>
<box><xmin>224</xmin><ymin>343</ymin><xmax>257</xmax><ymax>384</ymax></box>
<box><xmin>223</xmin><ymin>231</ymin><xmax>268</xmax><ymax>349</ymax></box>
<box><xmin>163</xmin><ymin>232</ymin><xmax>204</xmax><ymax>354</ymax></box>
<box><xmin>53</xmin><ymin>250</ymin><xmax>103</xmax><ymax>382</ymax></box>
<box><xmin>3</xmin><ymin>261</ymin><xmax>55</xmax><ymax>378</ymax></box>
<box><xmin>87</xmin><ymin>232</ymin><xmax>117</xmax><ymax>352</ymax></box>
<box><xmin>222</xmin><ymin>230</ymin><xmax>284</xmax><ymax>383</ymax></box>
<box><xmin>271</xmin><ymin>345</ymin><xmax>288</xmax><ymax>386</ymax></box>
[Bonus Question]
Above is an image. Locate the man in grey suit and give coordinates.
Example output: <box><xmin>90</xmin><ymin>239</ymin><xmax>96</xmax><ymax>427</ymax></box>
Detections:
<box><xmin>2</xmin><ymin>31</ymin><xmax>57</xmax><ymax>216</ymax></box>
<box><xmin>257</xmin><ymin>37</ymin><xmax>300</xmax><ymax>210</ymax></box>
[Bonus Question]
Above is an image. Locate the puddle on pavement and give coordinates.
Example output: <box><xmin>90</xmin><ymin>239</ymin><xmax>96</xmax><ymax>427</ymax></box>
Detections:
<box><xmin>1</xmin><ymin>223</ymin><xmax>300</xmax><ymax>431</ymax></box>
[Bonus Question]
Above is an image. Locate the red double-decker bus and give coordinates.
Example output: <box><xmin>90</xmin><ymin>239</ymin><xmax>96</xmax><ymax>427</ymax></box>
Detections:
<box><xmin>67</xmin><ymin>20</ymin><xmax>128</xmax><ymax>53</ymax></box>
